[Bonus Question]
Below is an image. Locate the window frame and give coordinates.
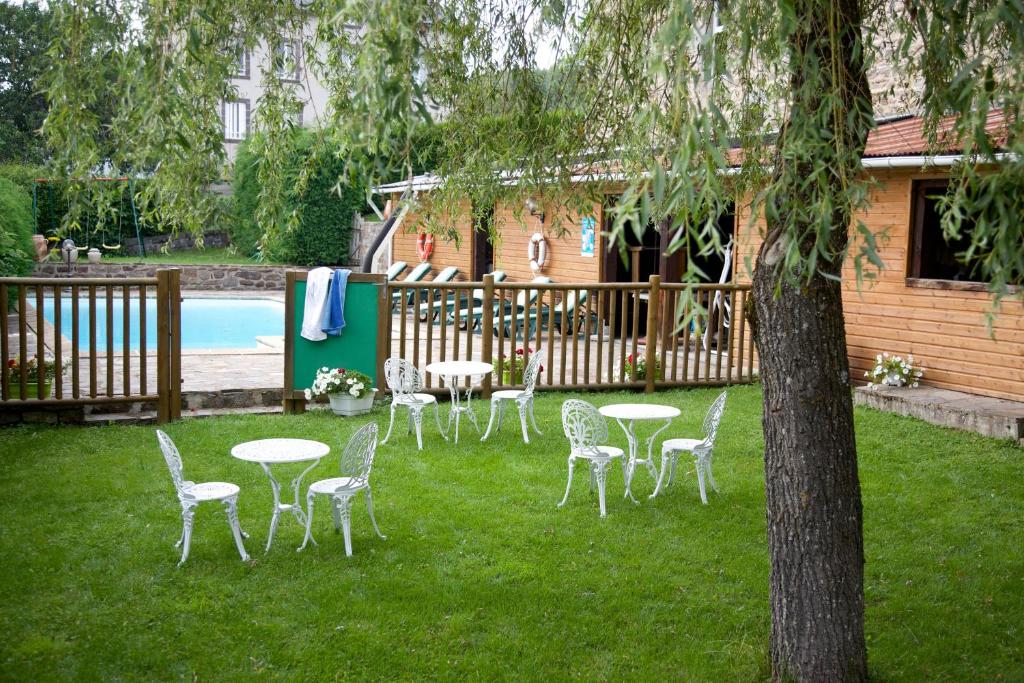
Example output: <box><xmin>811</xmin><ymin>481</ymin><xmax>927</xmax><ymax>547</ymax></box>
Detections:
<box><xmin>274</xmin><ymin>38</ymin><xmax>302</xmax><ymax>83</ymax></box>
<box><xmin>233</xmin><ymin>47</ymin><xmax>250</xmax><ymax>79</ymax></box>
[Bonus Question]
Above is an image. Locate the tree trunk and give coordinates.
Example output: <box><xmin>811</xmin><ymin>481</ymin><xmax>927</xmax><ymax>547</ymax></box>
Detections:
<box><xmin>748</xmin><ymin>0</ymin><xmax>872</xmax><ymax>679</ymax></box>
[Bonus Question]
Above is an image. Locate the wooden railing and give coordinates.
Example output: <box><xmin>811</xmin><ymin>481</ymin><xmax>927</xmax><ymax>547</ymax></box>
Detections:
<box><xmin>0</xmin><ymin>269</ymin><xmax>182</xmax><ymax>422</ymax></box>
<box><xmin>387</xmin><ymin>274</ymin><xmax>756</xmax><ymax>396</ymax></box>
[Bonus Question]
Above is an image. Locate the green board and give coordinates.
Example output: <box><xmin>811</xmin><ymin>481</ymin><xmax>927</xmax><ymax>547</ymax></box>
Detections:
<box><xmin>290</xmin><ymin>279</ymin><xmax>381</xmax><ymax>392</ymax></box>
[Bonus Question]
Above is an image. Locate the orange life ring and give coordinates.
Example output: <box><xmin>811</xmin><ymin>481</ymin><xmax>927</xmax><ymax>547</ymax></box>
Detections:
<box><xmin>416</xmin><ymin>232</ymin><xmax>434</xmax><ymax>262</ymax></box>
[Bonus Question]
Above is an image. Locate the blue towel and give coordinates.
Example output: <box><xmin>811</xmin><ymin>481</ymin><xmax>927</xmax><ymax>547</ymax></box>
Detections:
<box><xmin>321</xmin><ymin>269</ymin><xmax>350</xmax><ymax>336</ymax></box>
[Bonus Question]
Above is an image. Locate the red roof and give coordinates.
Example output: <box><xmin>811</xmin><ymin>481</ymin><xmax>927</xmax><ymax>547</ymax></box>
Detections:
<box><xmin>863</xmin><ymin>109</ymin><xmax>1009</xmax><ymax>157</ymax></box>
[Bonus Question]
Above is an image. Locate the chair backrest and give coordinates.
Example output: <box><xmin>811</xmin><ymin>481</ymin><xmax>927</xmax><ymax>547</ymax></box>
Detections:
<box><xmin>522</xmin><ymin>349</ymin><xmax>544</xmax><ymax>394</ymax></box>
<box><xmin>386</xmin><ymin>261</ymin><xmax>408</xmax><ymax>281</ymax></box>
<box><xmin>515</xmin><ymin>276</ymin><xmax>552</xmax><ymax>308</ymax></box>
<box><xmin>561</xmin><ymin>399</ymin><xmax>609</xmax><ymax>456</ymax></box>
<box><xmin>383</xmin><ymin>357</ymin><xmax>423</xmax><ymax>399</ymax></box>
<box><xmin>559</xmin><ymin>289</ymin><xmax>588</xmax><ymax>314</ymax></box>
<box><xmin>403</xmin><ymin>262</ymin><xmax>432</xmax><ymax>282</ymax></box>
<box><xmin>156</xmin><ymin>430</ymin><xmax>192</xmax><ymax>503</ymax></box>
<box><xmin>339</xmin><ymin>422</ymin><xmax>379</xmax><ymax>488</ymax></box>
<box><xmin>701</xmin><ymin>391</ymin><xmax>728</xmax><ymax>447</ymax></box>
<box><xmin>432</xmin><ymin>266</ymin><xmax>459</xmax><ymax>283</ymax></box>
<box><xmin>491</xmin><ymin>270</ymin><xmax>507</xmax><ymax>283</ymax></box>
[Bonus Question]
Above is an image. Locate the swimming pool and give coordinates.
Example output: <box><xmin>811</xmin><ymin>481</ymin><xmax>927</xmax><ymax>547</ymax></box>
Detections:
<box><xmin>42</xmin><ymin>297</ymin><xmax>285</xmax><ymax>351</ymax></box>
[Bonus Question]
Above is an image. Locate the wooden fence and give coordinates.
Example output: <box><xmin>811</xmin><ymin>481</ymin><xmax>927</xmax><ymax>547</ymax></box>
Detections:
<box><xmin>0</xmin><ymin>269</ymin><xmax>182</xmax><ymax>422</ymax></box>
<box><xmin>388</xmin><ymin>274</ymin><xmax>756</xmax><ymax>396</ymax></box>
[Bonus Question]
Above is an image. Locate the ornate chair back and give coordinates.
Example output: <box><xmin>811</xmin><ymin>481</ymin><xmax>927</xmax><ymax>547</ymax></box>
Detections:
<box><xmin>700</xmin><ymin>391</ymin><xmax>728</xmax><ymax>448</ymax></box>
<box><xmin>156</xmin><ymin>430</ymin><xmax>193</xmax><ymax>504</ymax></box>
<box><xmin>384</xmin><ymin>357</ymin><xmax>423</xmax><ymax>401</ymax></box>
<box><xmin>521</xmin><ymin>349</ymin><xmax>544</xmax><ymax>396</ymax></box>
<box><xmin>561</xmin><ymin>400</ymin><xmax>608</xmax><ymax>457</ymax></box>
<box><xmin>339</xmin><ymin>422</ymin><xmax>379</xmax><ymax>488</ymax></box>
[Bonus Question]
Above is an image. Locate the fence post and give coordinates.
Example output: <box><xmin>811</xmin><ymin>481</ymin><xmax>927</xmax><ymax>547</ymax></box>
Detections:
<box><xmin>168</xmin><ymin>268</ymin><xmax>182</xmax><ymax>420</ymax></box>
<box><xmin>644</xmin><ymin>274</ymin><xmax>660</xmax><ymax>394</ymax></box>
<box><xmin>156</xmin><ymin>270</ymin><xmax>170</xmax><ymax>423</ymax></box>
<box><xmin>480</xmin><ymin>274</ymin><xmax>495</xmax><ymax>398</ymax></box>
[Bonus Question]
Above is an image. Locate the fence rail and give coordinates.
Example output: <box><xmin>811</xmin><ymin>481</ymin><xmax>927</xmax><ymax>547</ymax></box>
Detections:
<box><xmin>388</xmin><ymin>274</ymin><xmax>756</xmax><ymax>396</ymax></box>
<box><xmin>0</xmin><ymin>270</ymin><xmax>182</xmax><ymax>422</ymax></box>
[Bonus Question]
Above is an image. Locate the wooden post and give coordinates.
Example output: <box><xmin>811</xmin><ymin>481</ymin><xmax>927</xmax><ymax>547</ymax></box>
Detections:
<box><xmin>283</xmin><ymin>270</ymin><xmax>297</xmax><ymax>414</ymax></box>
<box><xmin>480</xmin><ymin>274</ymin><xmax>495</xmax><ymax>398</ymax></box>
<box><xmin>155</xmin><ymin>269</ymin><xmax>169</xmax><ymax>423</ymax></box>
<box><xmin>168</xmin><ymin>268</ymin><xmax>181</xmax><ymax>420</ymax></box>
<box><xmin>644</xmin><ymin>274</ymin><xmax>660</xmax><ymax>394</ymax></box>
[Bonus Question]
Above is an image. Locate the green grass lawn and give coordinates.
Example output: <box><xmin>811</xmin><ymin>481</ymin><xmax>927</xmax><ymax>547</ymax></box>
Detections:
<box><xmin>101</xmin><ymin>246</ymin><xmax>277</xmax><ymax>265</ymax></box>
<box><xmin>0</xmin><ymin>385</ymin><xmax>1021</xmax><ymax>680</ymax></box>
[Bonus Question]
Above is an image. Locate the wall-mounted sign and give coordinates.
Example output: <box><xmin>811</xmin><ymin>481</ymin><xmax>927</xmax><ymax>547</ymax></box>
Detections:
<box><xmin>580</xmin><ymin>216</ymin><xmax>596</xmax><ymax>257</ymax></box>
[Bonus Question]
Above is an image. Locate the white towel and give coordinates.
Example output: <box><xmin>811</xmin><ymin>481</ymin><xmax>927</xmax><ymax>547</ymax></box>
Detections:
<box><xmin>300</xmin><ymin>267</ymin><xmax>334</xmax><ymax>341</ymax></box>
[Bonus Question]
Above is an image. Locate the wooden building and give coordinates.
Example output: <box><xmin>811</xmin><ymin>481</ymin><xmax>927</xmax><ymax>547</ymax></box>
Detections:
<box><xmin>376</xmin><ymin>112</ymin><xmax>1023</xmax><ymax>402</ymax></box>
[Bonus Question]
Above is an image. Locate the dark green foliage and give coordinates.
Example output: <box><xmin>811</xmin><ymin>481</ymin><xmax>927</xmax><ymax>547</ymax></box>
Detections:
<box><xmin>0</xmin><ymin>177</ymin><xmax>36</xmax><ymax>278</ymax></box>
<box><xmin>0</xmin><ymin>3</ymin><xmax>52</xmax><ymax>164</ymax></box>
<box><xmin>233</xmin><ymin>130</ymin><xmax>364</xmax><ymax>265</ymax></box>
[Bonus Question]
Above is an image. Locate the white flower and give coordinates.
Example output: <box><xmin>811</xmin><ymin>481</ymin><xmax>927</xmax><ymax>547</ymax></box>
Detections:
<box><xmin>883</xmin><ymin>352</ymin><xmax>888</xmax><ymax>358</ymax></box>
<box><xmin>304</xmin><ymin>388</ymin><xmax>312</xmax><ymax>400</ymax></box>
<box><xmin>912</xmin><ymin>382</ymin><xmax>919</xmax><ymax>388</ymax></box>
<box><xmin>349</xmin><ymin>387</ymin><xmax>360</xmax><ymax>397</ymax></box>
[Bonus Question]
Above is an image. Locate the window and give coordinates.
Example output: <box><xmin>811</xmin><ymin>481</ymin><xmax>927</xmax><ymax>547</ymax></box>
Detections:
<box><xmin>286</xmin><ymin>103</ymin><xmax>304</xmax><ymax>128</ymax></box>
<box><xmin>274</xmin><ymin>39</ymin><xmax>301</xmax><ymax>81</ymax></box>
<box><xmin>908</xmin><ymin>179</ymin><xmax>986</xmax><ymax>283</ymax></box>
<box><xmin>223</xmin><ymin>100</ymin><xmax>249</xmax><ymax>141</ymax></box>
<box><xmin>233</xmin><ymin>47</ymin><xmax>250</xmax><ymax>78</ymax></box>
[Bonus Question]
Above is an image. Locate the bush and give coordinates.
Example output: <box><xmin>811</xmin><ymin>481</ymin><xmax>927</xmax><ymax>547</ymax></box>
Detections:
<box><xmin>0</xmin><ymin>177</ymin><xmax>36</xmax><ymax>278</ymax></box>
<box><xmin>232</xmin><ymin>129</ymin><xmax>364</xmax><ymax>265</ymax></box>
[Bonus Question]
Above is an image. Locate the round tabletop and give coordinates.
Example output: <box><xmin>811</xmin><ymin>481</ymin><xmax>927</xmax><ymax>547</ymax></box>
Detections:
<box><xmin>230</xmin><ymin>438</ymin><xmax>330</xmax><ymax>464</ymax></box>
<box><xmin>425</xmin><ymin>360</ymin><xmax>493</xmax><ymax>377</ymax></box>
<box><xmin>599</xmin><ymin>403</ymin><xmax>681</xmax><ymax>421</ymax></box>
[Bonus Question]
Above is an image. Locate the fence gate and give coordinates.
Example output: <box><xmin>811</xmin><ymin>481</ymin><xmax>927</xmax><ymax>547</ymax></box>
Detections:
<box><xmin>0</xmin><ymin>269</ymin><xmax>182</xmax><ymax>423</ymax></box>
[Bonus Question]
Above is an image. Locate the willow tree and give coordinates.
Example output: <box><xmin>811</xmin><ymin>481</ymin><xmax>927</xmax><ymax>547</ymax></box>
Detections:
<box><xmin>45</xmin><ymin>0</ymin><xmax>1023</xmax><ymax>678</ymax></box>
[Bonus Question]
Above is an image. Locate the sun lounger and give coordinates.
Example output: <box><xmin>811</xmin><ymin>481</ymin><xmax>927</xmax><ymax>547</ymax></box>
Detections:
<box><xmin>390</xmin><ymin>262</ymin><xmax>433</xmax><ymax>309</ymax></box>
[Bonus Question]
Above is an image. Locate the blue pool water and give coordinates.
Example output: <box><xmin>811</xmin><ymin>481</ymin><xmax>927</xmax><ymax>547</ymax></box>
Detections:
<box><xmin>42</xmin><ymin>297</ymin><xmax>285</xmax><ymax>350</ymax></box>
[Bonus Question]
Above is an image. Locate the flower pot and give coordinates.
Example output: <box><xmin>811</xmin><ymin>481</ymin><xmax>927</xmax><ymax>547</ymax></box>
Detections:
<box><xmin>19</xmin><ymin>381</ymin><xmax>52</xmax><ymax>400</ymax></box>
<box><xmin>87</xmin><ymin>248</ymin><xmax>102</xmax><ymax>264</ymax></box>
<box><xmin>327</xmin><ymin>390</ymin><xmax>375</xmax><ymax>416</ymax></box>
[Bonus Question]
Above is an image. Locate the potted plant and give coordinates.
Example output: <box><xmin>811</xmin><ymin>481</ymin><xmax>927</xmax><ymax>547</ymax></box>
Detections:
<box><xmin>492</xmin><ymin>347</ymin><xmax>542</xmax><ymax>384</ymax></box>
<box><xmin>305</xmin><ymin>366</ymin><xmax>377</xmax><ymax>416</ymax></box>
<box><xmin>5</xmin><ymin>356</ymin><xmax>68</xmax><ymax>399</ymax></box>
<box><xmin>865</xmin><ymin>353</ymin><xmax>924</xmax><ymax>389</ymax></box>
<box><xmin>624</xmin><ymin>353</ymin><xmax>662</xmax><ymax>381</ymax></box>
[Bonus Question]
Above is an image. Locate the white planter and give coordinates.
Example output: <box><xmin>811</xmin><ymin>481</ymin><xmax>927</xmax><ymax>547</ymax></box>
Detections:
<box><xmin>87</xmin><ymin>248</ymin><xmax>102</xmax><ymax>264</ymax></box>
<box><xmin>328</xmin><ymin>390</ymin><xmax>375</xmax><ymax>416</ymax></box>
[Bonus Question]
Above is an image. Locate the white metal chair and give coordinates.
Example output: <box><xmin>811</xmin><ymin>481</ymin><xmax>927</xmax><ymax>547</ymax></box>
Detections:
<box><xmin>381</xmin><ymin>357</ymin><xmax>446</xmax><ymax>450</ymax></box>
<box><xmin>481</xmin><ymin>349</ymin><xmax>543</xmax><ymax>444</ymax></box>
<box><xmin>557</xmin><ymin>400</ymin><xmax>626</xmax><ymax>517</ymax></box>
<box><xmin>156</xmin><ymin>430</ymin><xmax>250</xmax><ymax>566</ymax></box>
<box><xmin>299</xmin><ymin>422</ymin><xmax>385</xmax><ymax>557</ymax></box>
<box><xmin>655</xmin><ymin>391</ymin><xmax>728</xmax><ymax>503</ymax></box>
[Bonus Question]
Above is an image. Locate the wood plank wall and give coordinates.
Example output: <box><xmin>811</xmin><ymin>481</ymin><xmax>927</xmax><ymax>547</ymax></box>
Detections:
<box><xmin>391</xmin><ymin>199</ymin><xmax>474</xmax><ymax>280</ymax></box>
<box><xmin>734</xmin><ymin>168</ymin><xmax>1024</xmax><ymax>402</ymax></box>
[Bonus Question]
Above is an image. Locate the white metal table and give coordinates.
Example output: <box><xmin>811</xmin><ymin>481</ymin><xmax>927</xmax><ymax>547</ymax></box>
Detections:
<box><xmin>598</xmin><ymin>403</ymin><xmax>680</xmax><ymax>503</ymax></box>
<box><xmin>230</xmin><ymin>438</ymin><xmax>330</xmax><ymax>553</ymax></box>
<box><xmin>425</xmin><ymin>360</ymin><xmax>493</xmax><ymax>444</ymax></box>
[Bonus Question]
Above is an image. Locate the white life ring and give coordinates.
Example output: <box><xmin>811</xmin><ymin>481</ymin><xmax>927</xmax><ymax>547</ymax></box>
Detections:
<box><xmin>528</xmin><ymin>232</ymin><xmax>547</xmax><ymax>273</ymax></box>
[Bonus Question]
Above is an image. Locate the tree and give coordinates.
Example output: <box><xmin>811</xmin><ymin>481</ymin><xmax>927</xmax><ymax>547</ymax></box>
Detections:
<box><xmin>43</xmin><ymin>0</ymin><xmax>1023</xmax><ymax>679</ymax></box>
<box><xmin>0</xmin><ymin>2</ymin><xmax>54</xmax><ymax>163</ymax></box>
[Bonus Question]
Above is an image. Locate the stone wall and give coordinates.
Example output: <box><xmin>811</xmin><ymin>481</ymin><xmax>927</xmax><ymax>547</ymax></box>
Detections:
<box><xmin>120</xmin><ymin>230</ymin><xmax>231</xmax><ymax>255</ymax></box>
<box><xmin>31</xmin><ymin>262</ymin><xmax>346</xmax><ymax>291</ymax></box>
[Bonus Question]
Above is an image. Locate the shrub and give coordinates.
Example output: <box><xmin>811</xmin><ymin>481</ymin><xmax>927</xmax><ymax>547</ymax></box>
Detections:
<box><xmin>0</xmin><ymin>177</ymin><xmax>36</xmax><ymax>278</ymax></box>
<box><xmin>232</xmin><ymin>129</ymin><xmax>364</xmax><ymax>265</ymax></box>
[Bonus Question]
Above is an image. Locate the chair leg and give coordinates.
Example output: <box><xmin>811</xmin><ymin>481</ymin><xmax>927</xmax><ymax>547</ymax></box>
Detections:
<box><xmin>336</xmin><ymin>495</ymin><xmax>354</xmax><ymax>557</ymax></box>
<box><xmin>651</xmin><ymin>452</ymin><xmax>672</xmax><ymax>499</ymax></box>
<box><xmin>705</xmin><ymin>456</ymin><xmax>719</xmax><ymax>492</ymax></box>
<box><xmin>381</xmin><ymin>403</ymin><xmax>397</xmax><ymax>445</ymax></box>
<box><xmin>223</xmin><ymin>496</ymin><xmax>250</xmax><ymax>562</ymax></box>
<box><xmin>669</xmin><ymin>454</ymin><xmax>679</xmax><ymax>486</ymax></box>
<box><xmin>332</xmin><ymin>496</ymin><xmax>343</xmax><ymax>532</ymax></box>
<box><xmin>557</xmin><ymin>457</ymin><xmax>576</xmax><ymax>508</ymax></box>
<box><xmin>411</xmin><ymin>406</ymin><xmax>424</xmax><ymax>450</ymax></box>
<box><xmin>434</xmin><ymin>402</ymin><xmax>448</xmax><ymax>441</ymax></box>
<box><xmin>528</xmin><ymin>398</ymin><xmax>542</xmax><ymax>435</ymax></box>
<box><xmin>365</xmin><ymin>487</ymin><xmax>386</xmax><ymax>539</ymax></box>
<box><xmin>594</xmin><ymin>461</ymin><xmax>609</xmax><ymax>518</ymax></box>
<box><xmin>496</xmin><ymin>401</ymin><xmax>505</xmax><ymax>431</ymax></box>
<box><xmin>178</xmin><ymin>506</ymin><xmax>195</xmax><ymax>566</ymax></box>
<box><xmin>481</xmin><ymin>399</ymin><xmax>500</xmax><ymax>441</ymax></box>
<box><xmin>517</xmin><ymin>401</ymin><xmax>530</xmax><ymax>444</ymax></box>
<box><xmin>696</xmin><ymin>463</ymin><xmax>709</xmax><ymax>505</ymax></box>
<box><xmin>298</xmin><ymin>491</ymin><xmax>317</xmax><ymax>551</ymax></box>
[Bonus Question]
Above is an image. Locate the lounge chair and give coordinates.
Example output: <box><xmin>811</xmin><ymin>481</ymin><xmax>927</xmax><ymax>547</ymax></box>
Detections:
<box><xmin>386</xmin><ymin>261</ymin><xmax>408</xmax><ymax>281</ymax></box>
<box><xmin>390</xmin><ymin>262</ymin><xmax>433</xmax><ymax>309</ymax></box>
<box><xmin>485</xmin><ymin>277</ymin><xmax>553</xmax><ymax>337</ymax></box>
<box><xmin>422</xmin><ymin>270</ymin><xmax>507</xmax><ymax>323</ymax></box>
<box><xmin>407</xmin><ymin>266</ymin><xmax>460</xmax><ymax>316</ymax></box>
<box><xmin>522</xmin><ymin>288</ymin><xmax>598</xmax><ymax>340</ymax></box>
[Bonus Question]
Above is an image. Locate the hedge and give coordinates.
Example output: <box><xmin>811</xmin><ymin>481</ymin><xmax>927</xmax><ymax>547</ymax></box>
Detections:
<box><xmin>232</xmin><ymin>130</ymin><xmax>363</xmax><ymax>265</ymax></box>
<box><xmin>0</xmin><ymin>177</ymin><xmax>36</xmax><ymax>278</ymax></box>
